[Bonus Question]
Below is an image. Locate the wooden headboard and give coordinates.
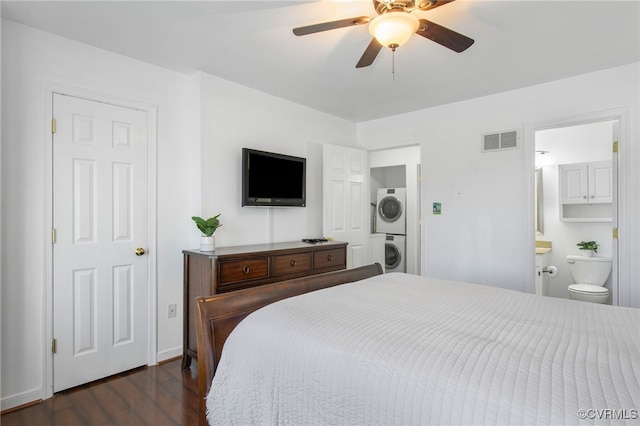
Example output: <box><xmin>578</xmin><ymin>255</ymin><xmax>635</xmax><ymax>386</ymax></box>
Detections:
<box><xmin>194</xmin><ymin>263</ymin><xmax>383</xmax><ymax>425</ymax></box>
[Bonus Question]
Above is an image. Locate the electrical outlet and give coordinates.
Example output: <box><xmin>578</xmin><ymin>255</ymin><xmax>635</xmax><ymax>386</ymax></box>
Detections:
<box><xmin>168</xmin><ymin>303</ymin><xmax>177</xmax><ymax>318</ymax></box>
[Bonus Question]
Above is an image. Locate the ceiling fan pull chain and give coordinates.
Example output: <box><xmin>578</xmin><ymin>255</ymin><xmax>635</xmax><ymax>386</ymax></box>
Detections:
<box><xmin>392</xmin><ymin>47</ymin><xmax>396</xmax><ymax>81</ymax></box>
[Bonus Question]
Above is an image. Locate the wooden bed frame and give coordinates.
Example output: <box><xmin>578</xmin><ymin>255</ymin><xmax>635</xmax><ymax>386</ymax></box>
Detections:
<box><xmin>194</xmin><ymin>263</ymin><xmax>383</xmax><ymax>425</ymax></box>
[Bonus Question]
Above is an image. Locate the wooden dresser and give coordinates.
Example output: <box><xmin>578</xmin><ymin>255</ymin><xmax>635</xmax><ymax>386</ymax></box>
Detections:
<box><xmin>182</xmin><ymin>240</ymin><xmax>347</xmax><ymax>368</ymax></box>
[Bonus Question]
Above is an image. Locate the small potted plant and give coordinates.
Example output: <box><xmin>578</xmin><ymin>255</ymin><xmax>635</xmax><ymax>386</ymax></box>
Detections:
<box><xmin>192</xmin><ymin>214</ymin><xmax>222</xmax><ymax>252</ymax></box>
<box><xmin>576</xmin><ymin>240</ymin><xmax>598</xmax><ymax>257</ymax></box>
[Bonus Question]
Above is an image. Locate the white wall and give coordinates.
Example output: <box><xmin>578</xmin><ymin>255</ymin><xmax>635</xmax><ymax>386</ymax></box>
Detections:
<box><xmin>196</xmin><ymin>72</ymin><xmax>356</xmax><ymax>247</ymax></box>
<box><xmin>357</xmin><ymin>63</ymin><xmax>640</xmax><ymax>308</ymax></box>
<box><xmin>536</xmin><ymin>121</ymin><xmax>615</xmax><ymax>299</ymax></box>
<box><xmin>1</xmin><ymin>20</ymin><xmax>193</xmax><ymax>409</ymax></box>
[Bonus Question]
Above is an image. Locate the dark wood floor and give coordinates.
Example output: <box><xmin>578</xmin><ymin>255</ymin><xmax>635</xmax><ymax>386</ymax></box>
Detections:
<box><xmin>1</xmin><ymin>358</ymin><xmax>200</xmax><ymax>426</ymax></box>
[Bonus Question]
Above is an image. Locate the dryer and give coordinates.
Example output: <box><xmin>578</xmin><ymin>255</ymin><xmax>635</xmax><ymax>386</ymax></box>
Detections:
<box><xmin>376</xmin><ymin>188</ymin><xmax>406</xmax><ymax>235</ymax></box>
<box><xmin>384</xmin><ymin>234</ymin><xmax>405</xmax><ymax>273</ymax></box>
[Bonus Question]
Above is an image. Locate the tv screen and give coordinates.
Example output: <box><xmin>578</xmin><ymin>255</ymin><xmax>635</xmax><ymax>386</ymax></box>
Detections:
<box><xmin>242</xmin><ymin>148</ymin><xmax>306</xmax><ymax>207</ymax></box>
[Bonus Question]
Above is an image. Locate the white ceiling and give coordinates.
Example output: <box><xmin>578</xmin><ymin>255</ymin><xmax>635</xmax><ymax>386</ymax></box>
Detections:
<box><xmin>3</xmin><ymin>0</ymin><xmax>639</xmax><ymax>122</ymax></box>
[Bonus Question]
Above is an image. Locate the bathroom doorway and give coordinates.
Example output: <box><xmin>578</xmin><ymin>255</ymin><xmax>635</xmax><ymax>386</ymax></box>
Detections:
<box><xmin>532</xmin><ymin>115</ymin><xmax>619</xmax><ymax>304</ymax></box>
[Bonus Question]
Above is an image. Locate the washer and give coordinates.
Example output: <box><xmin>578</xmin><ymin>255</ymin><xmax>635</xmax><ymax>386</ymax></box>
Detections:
<box><xmin>376</xmin><ymin>188</ymin><xmax>406</xmax><ymax>235</ymax></box>
<box><xmin>384</xmin><ymin>234</ymin><xmax>405</xmax><ymax>273</ymax></box>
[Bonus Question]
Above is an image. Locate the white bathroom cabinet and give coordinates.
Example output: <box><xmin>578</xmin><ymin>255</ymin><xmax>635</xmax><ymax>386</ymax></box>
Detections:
<box><xmin>558</xmin><ymin>160</ymin><xmax>612</xmax><ymax>222</ymax></box>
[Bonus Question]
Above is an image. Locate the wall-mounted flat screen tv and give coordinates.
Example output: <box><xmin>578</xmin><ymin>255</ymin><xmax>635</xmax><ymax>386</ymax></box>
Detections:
<box><xmin>242</xmin><ymin>148</ymin><xmax>306</xmax><ymax>207</ymax></box>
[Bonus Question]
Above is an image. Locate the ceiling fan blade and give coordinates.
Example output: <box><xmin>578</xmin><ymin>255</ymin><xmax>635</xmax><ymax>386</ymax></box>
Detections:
<box><xmin>356</xmin><ymin>38</ymin><xmax>383</xmax><ymax>68</ymax></box>
<box><xmin>293</xmin><ymin>16</ymin><xmax>371</xmax><ymax>36</ymax></box>
<box><xmin>416</xmin><ymin>19</ymin><xmax>474</xmax><ymax>52</ymax></box>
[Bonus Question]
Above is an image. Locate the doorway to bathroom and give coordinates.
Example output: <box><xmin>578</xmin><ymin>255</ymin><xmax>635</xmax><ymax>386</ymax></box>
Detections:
<box><xmin>532</xmin><ymin>115</ymin><xmax>619</xmax><ymax>304</ymax></box>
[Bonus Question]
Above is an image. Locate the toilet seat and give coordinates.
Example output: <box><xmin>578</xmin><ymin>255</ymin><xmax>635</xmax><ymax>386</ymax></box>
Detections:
<box><xmin>568</xmin><ymin>284</ymin><xmax>608</xmax><ymax>295</ymax></box>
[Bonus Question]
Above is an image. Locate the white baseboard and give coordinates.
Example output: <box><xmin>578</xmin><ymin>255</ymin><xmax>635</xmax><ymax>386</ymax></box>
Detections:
<box><xmin>1</xmin><ymin>388</ymin><xmax>42</xmax><ymax>412</ymax></box>
<box><xmin>156</xmin><ymin>346</ymin><xmax>182</xmax><ymax>364</ymax></box>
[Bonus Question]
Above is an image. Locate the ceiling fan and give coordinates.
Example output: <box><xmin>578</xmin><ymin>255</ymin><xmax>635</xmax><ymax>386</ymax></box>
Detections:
<box><xmin>293</xmin><ymin>0</ymin><xmax>474</xmax><ymax>68</ymax></box>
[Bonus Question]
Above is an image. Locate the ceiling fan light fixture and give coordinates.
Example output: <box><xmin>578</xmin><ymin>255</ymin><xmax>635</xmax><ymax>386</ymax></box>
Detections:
<box><xmin>369</xmin><ymin>11</ymin><xmax>419</xmax><ymax>49</ymax></box>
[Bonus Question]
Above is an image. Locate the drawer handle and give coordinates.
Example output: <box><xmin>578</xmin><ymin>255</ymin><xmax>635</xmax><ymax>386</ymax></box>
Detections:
<box><xmin>242</xmin><ymin>266</ymin><xmax>250</xmax><ymax>274</ymax></box>
<box><xmin>327</xmin><ymin>254</ymin><xmax>332</xmax><ymax>261</ymax></box>
<box><xmin>290</xmin><ymin>259</ymin><xmax>296</xmax><ymax>267</ymax></box>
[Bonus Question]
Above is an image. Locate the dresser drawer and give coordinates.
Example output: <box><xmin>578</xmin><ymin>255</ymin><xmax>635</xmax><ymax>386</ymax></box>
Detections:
<box><xmin>272</xmin><ymin>252</ymin><xmax>312</xmax><ymax>277</ymax></box>
<box><xmin>219</xmin><ymin>258</ymin><xmax>269</xmax><ymax>285</ymax></box>
<box><xmin>313</xmin><ymin>248</ymin><xmax>346</xmax><ymax>270</ymax></box>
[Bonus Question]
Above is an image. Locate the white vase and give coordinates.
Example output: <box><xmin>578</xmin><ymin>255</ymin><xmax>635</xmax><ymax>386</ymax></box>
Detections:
<box><xmin>200</xmin><ymin>236</ymin><xmax>215</xmax><ymax>252</ymax></box>
<box><xmin>581</xmin><ymin>249</ymin><xmax>594</xmax><ymax>257</ymax></box>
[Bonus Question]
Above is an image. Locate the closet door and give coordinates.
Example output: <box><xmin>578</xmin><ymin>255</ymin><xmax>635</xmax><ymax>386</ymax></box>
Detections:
<box><xmin>52</xmin><ymin>93</ymin><xmax>149</xmax><ymax>391</ymax></box>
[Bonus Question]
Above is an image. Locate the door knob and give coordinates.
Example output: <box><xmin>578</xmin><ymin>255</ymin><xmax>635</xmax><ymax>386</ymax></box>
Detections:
<box><xmin>135</xmin><ymin>247</ymin><xmax>146</xmax><ymax>256</ymax></box>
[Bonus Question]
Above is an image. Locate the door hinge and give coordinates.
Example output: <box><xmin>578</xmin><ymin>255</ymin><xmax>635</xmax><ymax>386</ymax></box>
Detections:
<box><xmin>51</xmin><ymin>228</ymin><xmax>57</xmax><ymax>244</ymax></box>
<box><xmin>51</xmin><ymin>118</ymin><xmax>57</xmax><ymax>134</ymax></box>
<box><xmin>612</xmin><ymin>141</ymin><xmax>618</xmax><ymax>153</ymax></box>
<box><xmin>613</xmin><ymin>228</ymin><xmax>619</xmax><ymax>239</ymax></box>
<box><xmin>51</xmin><ymin>339</ymin><xmax>57</xmax><ymax>354</ymax></box>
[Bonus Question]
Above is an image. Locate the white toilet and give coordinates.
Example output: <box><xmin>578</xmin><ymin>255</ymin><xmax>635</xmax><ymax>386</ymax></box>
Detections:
<box><xmin>566</xmin><ymin>255</ymin><xmax>612</xmax><ymax>304</ymax></box>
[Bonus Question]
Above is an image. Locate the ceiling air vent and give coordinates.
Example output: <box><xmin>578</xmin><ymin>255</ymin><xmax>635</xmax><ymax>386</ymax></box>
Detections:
<box><xmin>482</xmin><ymin>130</ymin><xmax>518</xmax><ymax>152</ymax></box>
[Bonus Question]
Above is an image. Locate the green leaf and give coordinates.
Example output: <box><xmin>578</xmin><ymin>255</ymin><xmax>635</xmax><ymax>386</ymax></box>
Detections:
<box><xmin>576</xmin><ymin>240</ymin><xmax>598</xmax><ymax>253</ymax></box>
<box><xmin>192</xmin><ymin>214</ymin><xmax>222</xmax><ymax>237</ymax></box>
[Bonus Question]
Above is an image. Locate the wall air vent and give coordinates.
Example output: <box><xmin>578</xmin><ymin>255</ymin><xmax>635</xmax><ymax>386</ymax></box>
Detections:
<box><xmin>482</xmin><ymin>130</ymin><xmax>519</xmax><ymax>152</ymax></box>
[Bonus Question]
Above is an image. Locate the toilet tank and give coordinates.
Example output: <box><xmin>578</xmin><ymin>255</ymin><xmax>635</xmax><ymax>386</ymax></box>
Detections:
<box><xmin>566</xmin><ymin>255</ymin><xmax>612</xmax><ymax>285</ymax></box>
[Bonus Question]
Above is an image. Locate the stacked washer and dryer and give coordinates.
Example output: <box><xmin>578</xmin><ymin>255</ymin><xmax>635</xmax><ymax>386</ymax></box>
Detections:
<box><xmin>376</xmin><ymin>188</ymin><xmax>406</xmax><ymax>273</ymax></box>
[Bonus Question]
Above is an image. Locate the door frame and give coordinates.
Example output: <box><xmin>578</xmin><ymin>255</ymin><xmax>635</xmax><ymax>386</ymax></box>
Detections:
<box><xmin>43</xmin><ymin>82</ymin><xmax>158</xmax><ymax>399</ymax></box>
<box><xmin>523</xmin><ymin>107</ymin><xmax>629</xmax><ymax>305</ymax></box>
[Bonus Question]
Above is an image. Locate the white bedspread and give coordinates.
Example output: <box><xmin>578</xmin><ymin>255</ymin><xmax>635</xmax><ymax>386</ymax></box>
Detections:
<box><xmin>206</xmin><ymin>273</ymin><xmax>640</xmax><ymax>425</ymax></box>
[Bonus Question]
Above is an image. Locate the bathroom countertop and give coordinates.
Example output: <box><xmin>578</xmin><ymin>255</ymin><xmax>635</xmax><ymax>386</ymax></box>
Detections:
<box><xmin>535</xmin><ymin>240</ymin><xmax>552</xmax><ymax>255</ymax></box>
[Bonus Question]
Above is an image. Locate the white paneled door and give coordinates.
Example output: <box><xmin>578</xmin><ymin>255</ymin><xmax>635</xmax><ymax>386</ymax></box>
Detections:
<box><xmin>52</xmin><ymin>94</ymin><xmax>149</xmax><ymax>392</ymax></box>
<box><xmin>322</xmin><ymin>144</ymin><xmax>369</xmax><ymax>268</ymax></box>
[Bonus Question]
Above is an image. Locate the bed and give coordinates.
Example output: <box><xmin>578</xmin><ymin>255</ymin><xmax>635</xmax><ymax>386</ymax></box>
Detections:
<box><xmin>195</xmin><ymin>264</ymin><xmax>639</xmax><ymax>425</ymax></box>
